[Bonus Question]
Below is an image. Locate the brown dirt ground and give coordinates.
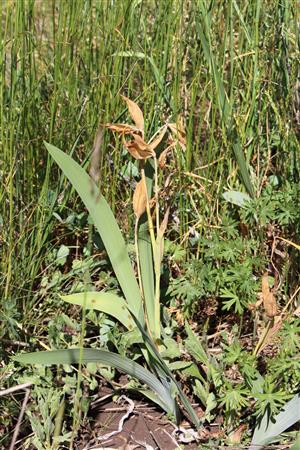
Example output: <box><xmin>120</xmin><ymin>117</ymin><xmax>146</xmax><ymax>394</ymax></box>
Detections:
<box><xmin>77</xmin><ymin>384</ymin><xmax>222</xmax><ymax>450</ymax></box>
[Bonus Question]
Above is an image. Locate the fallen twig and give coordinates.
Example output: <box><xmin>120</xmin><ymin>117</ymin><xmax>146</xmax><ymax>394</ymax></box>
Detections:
<box><xmin>9</xmin><ymin>388</ymin><xmax>31</xmax><ymax>450</ymax></box>
<box><xmin>0</xmin><ymin>382</ymin><xmax>32</xmax><ymax>397</ymax></box>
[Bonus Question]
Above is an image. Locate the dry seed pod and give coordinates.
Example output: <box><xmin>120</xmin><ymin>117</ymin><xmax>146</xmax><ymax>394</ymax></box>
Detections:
<box><xmin>133</xmin><ymin>179</ymin><xmax>147</xmax><ymax>219</ymax></box>
<box><xmin>262</xmin><ymin>273</ymin><xmax>278</xmax><ymax>318</ymax></box>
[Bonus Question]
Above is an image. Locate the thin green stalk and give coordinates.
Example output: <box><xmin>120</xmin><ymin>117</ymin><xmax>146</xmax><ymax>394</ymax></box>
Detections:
<box><xmin>154</xmin><ymin>156</ymin><xmax>160</xmax><ymax>234</ymax></box>
<box><xmin>141</xmin><ymin>168</ymin><xmax>156</xmax><ymax>250</ymax></box>
<box><xmin>135</xmin><ymin>219</ymin><xmax>144</xmax><ymax>296</ymax></box>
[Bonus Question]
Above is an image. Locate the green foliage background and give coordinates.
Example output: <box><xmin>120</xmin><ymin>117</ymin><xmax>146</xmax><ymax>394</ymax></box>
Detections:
<box><xmin>0</xmin><ymin>0</ymin><xmax>299</xmax><ymax>448</ymax></box>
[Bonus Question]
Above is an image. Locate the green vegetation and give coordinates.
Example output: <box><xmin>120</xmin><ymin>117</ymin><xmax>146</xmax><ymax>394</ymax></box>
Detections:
<box><xmin>1</xmin><ymin>0</ymin><xmax>299</xmax><ymax>448</ymax></box>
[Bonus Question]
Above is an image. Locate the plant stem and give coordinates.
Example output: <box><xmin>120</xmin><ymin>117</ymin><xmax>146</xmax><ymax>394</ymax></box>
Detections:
<box><xmin>141</xmin><ymin>168</ymin><xmax>156</xmax><ymax>249</ymax></box>
<box><xmin>154</xmin><ymin>156</ymin><xmax>160</xmax><ymax>233</ymax></box>
<box><xmin>141</xmin><ymin>166</ymin><xmax>161</xmax><ymax>340</ymax></box>
<box><xmin>134</xmin><ymin>219</ymin><xmax>144</xmax><ymax>296</ymax></box>
<box><xmin>153</xmin><ymin>157</ymin><xmax>161</xmax><ymax>341</ymax></box>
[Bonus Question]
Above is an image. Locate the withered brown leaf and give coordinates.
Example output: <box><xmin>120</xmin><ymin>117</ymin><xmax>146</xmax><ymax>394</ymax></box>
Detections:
<box><xmin>121</xmin><ymin>95</ymin><xmax>144</xmax><ymax>135</ymax></box>
<box><xmin>89</xmin><ymin>127</ymin><xmax>103</xmax><ymax>184</ymax></box>
<box><xmin>124</xmin><ymin>134</ymin><xmax>155</xmax><ymax>160</ymax></box>
<box><xmin>228</xmin><ymin>424</ymin><xmax>247</xmax><ymax>445</ymax></box>
<box><xmin>262</xmin><ymin>273</ymin><xmax>278</xmax><ymax>318</ymax></box>
<box><xmin>159</xmin><ymin>207</ymin><xmax>170</xmax><ymax>237</ymax></box>
<box><xmin>158</xmin><ymin>144</ymin><xmax>174</xmax><ymax>168</ymax></box>
<box><xmin>149</xmin><ymin>126</ymin><xmax>167</xmax><ymax>151</ymax></box>
<box><xmin>133</xmin><ymin>179</ymin><xmax>147</xmax><ymax>219</ymax></box>
<box><xmin>102</xmin><ymin>123</ymin><xmax>140</xmax><ymax>135</ymax></box>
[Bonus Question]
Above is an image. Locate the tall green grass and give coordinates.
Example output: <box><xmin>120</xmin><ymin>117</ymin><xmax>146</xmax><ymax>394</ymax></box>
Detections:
<box><xmin>0</xmin><ymin>0</ymin><xmax>298</xmax><ymax>340</ymax></box>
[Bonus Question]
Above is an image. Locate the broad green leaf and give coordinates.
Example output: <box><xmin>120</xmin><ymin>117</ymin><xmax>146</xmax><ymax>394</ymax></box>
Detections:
<box><xmin>44</xmin><ymin>142</ymin><xmax>144</xmax><ymax>326</ymax></box>
<box><xmin>223</xmin><ymin>190</ymin><xmax>251</xmax><ymax>208</ymax></box>
<box><xmin>250</xmin><ymin>394</ymin><xmax>300</xmax><ymax>450</ymax></box>
<box><xmin>193</xmin><ymin>379</ymin><xmax>209</xmax><ymax>406</ymax></box>
<box><xmin>181</xmin><ymin>363</ymin><xmax>205</xmax><ymax>381</ymax></box>
<box><xmin>168</xmin><ymin>360</ymin><xmax>206</xmax><ymax>384</ymax></box>
<box><xmin>60</xmin><ymin>292</ymin><xmax>135</xmax><ymax>331</ymax></box>
<box><xmin>168</xmin><ymin>361</ymin><xmax>194</xmax><ymax>371</ymax></box>
<box><xmin>119</xmin><ymin>328</ymin><xmax>143</xmax><ymax>348</ymax></box>
<box><xmin>14</xmin><ymin>349</ymin><xmax>175</xmax><ymax>415</ymax></box>
<box><xmin>160</xmin><ymin>337</ymin><xmax>181</xmax><ymax>359</ymax></box>
<box><xmin>56</xmin><ymin>245</ymin><xmax>69</xmax><ymax>266</ymax></box>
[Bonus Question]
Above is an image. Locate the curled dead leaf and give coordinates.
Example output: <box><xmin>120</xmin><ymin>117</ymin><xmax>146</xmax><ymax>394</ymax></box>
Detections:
<box><xmin>159</xmin><ymin>207</ymin><xmax>170</xmax><ymax>237</ymax></box>
<box><xmin>158</xmin><ymin>144</ymin><xmax>174</xmax><ymax>168</ymax></box>
<box><xmin>124</xmin><ymin>134</ymin><xmax>155</xmax><ymax>160</ymax></box>
<box><xmin>121</xmin><ymin>95</ymin><xmax>144</xmax><ymax>135</ymax></box>
<box><xmin>102</xmin><ymin>123</ymin><xmax>140</xmax><ymax>135</ymax></box>
<box><xmin>262</xmin><ymin>273</ymin><xmax>278</xmax><ymax>318</ymax></box>
<box><xmin>89</xmin><ymin>127</ymin><xmax>103</xmax><ymax>184</ymax></box>
<box><xmin>228</xmin><ymin>424</ymin><xmax>247</xmax><ymax>445</ymax></box>
<box><xmin>256</xmin><ymin>316</ymin><xmax>282</xmax><ymax>356</ymax></box>
<box><xmin>149</xmin><ymin>126</ymin><xmax>167</xmax><ymax>151</ymax></box>
<box><xmin>164</xmin><ymin>173</ymin><xmax>171</xmax><ymax>188</ymax></box>
<box><xmin>133</xmin><ymin>179</ymin><xmax>147</xmax><ymax>219</ymax></box>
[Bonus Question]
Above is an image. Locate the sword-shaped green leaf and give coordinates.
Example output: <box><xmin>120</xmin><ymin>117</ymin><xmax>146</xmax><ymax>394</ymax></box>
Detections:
<box><xmin>60</xmin><ymin>292</ymin><xmax>135</xmax><ymax>331</ymax></box>
<box><xmin>44</xmin><ymin>142</ymin><xmax>144</xmax><ymax>326</ymax></box>
<box><xmin>14</xmin><ymin>348</ymin><xmax>176</xmax><ymax>415</ymax></box>
<box><xmin>250</xmin><ymin>394</ymin><xmax>300</xmax><ymax>450</ymax></box>
<box><xmin>138</xmin><ymin>161</ymin><xmax>155</xmax><ymax>337</ymax></box>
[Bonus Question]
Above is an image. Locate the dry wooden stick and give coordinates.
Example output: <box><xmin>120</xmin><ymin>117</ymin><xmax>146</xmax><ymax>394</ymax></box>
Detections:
<box><xmin>9</xmin><ymin>388</ymin><xmax>31</xmax><ymax>450</ymax></box>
